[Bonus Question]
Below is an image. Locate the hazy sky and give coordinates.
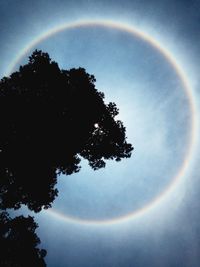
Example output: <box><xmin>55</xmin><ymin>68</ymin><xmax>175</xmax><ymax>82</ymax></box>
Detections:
<box><xmin>1</xmin><ymin>1</ymin><xmax>200</xmax><ymax>266</ymax></box>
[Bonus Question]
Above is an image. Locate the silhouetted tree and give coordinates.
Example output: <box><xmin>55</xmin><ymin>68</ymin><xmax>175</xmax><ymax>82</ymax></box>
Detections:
<box><xmin>0</xmin><ymin>50</ymin><xmax>133</xmax><ymax>212</ymax></box>
<box><xmin>0</xmin><ymin>211</ymin><xmax>46</xmax><ymax>267</ymax></box>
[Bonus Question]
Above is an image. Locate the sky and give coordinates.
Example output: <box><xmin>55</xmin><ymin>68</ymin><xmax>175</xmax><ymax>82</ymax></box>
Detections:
<box><xmin>1</xmin><ymin>0</ymin><xmax>200</xmax><ymax>266</ymax></box>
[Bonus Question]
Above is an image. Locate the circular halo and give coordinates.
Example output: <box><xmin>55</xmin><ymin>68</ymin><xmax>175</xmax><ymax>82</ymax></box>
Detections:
<box><xmin>6</xmin><ymin>20</ymin><xmax>198</xmax><ymax>226</ymax></box>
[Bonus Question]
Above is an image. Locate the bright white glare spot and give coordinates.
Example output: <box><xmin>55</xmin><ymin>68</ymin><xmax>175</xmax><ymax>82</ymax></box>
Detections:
<box><xmin>94</xmin><ymin>123</ymin><xmax>99</xmax><ymax>128</ymax></box>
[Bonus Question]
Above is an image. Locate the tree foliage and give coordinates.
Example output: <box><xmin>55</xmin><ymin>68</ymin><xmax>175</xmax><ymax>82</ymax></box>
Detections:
<box><xmin>0</xmin><ymin>50</ymin><xmax>133</xmax><ymax>212</ymax></box>
<box><xmin>0</xmin><ymin>212</ymin><xmax>46</xmax><ymax>267</ymax></box>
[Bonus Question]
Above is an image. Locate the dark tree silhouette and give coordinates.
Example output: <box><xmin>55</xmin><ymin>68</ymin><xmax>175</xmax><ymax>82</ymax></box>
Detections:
<box><xmin>0</xmin><ymin>50</ymin><xmax>133</xmax><ymax>212</ymax></box>
<box><xmin>0</xmin><ymin>211</ymin><xmax>46</xmax><ymax>267</ymax></box>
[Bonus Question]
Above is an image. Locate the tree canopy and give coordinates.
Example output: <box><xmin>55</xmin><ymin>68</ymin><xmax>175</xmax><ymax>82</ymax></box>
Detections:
<box><xmin>0</xmin><ymin>212</ymin><xmax>46</xmax><ymax>267</ymax></box>
<box><xmin>0</xmin><ymin>50</ymin><xmax>133</xmax><ymax>212</ymax></box>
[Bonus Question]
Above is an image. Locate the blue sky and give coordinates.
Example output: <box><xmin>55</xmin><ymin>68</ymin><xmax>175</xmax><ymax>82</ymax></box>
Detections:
<box><xmin>1</xmin><ymin>0</ymin><xmax>200</xmax><ymax>266</ymax></box>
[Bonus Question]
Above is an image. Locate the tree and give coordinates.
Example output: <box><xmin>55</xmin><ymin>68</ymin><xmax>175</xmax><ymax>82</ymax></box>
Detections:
<box><xmin>0</xmin><ymin>50</ymin><xmax>133</xmax><ymax>212</ymax></box>
<box><xmin>0</xmin><ymin>211</ymin><xmax>46</xmax><ymax>267</ymax></box>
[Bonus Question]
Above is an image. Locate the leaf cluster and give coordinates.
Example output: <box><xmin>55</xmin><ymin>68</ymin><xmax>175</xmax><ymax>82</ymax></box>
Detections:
<box><xmin>0</xmin><ymin>50</ymin><xmax>133</xmax><ymax>212</ymax></box>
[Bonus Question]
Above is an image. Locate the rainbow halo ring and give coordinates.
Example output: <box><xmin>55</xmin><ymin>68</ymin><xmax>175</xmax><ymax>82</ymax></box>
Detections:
<box><xmin>6</xmin><ymin>20</ymin><xmax>198</xmax><ymax>226</ymax></box>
